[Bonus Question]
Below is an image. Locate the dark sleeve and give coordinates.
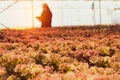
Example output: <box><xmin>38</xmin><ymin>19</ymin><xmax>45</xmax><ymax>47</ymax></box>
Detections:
<box><xmin>40</xmin><ymin>11</ymin><xmax>46</xmax><ymax>21</ymax></box>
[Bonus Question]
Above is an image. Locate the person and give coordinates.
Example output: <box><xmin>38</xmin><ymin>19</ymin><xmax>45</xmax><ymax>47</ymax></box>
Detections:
<box><xmin>36</xmin><ymin>3</ymin><xmax>52</xmax><ymax>28</ymax></box>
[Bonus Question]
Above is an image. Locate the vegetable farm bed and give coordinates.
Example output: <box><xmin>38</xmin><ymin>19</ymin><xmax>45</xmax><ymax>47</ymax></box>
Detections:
<box><xmin>0</xmin><ymin>25</ymin><xmax>120</xmax><ymax>80</ymax></box>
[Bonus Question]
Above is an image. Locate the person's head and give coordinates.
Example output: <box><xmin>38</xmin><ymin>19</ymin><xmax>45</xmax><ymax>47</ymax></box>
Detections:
<box><xmin>42</xmin><ymin>3</ymin><xmax>49</xmax><ymax>11</ymax></box>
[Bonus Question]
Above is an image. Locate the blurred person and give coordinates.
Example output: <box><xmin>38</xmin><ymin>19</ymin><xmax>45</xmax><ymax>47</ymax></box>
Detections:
<box><xmin>36</xmin><ymin>3</ymin><xmax>52</xmax><ymax>28</ymax></box>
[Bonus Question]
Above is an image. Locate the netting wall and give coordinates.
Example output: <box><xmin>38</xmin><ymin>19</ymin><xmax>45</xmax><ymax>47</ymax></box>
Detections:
<box><xmin>0</xmin><ymin>0</ymin><xmax>120</xmax><ymax>29</ymax></box>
